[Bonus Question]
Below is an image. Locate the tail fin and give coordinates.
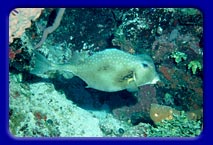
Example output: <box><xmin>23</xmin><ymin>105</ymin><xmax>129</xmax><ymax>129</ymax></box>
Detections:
<box><xmin>30</xmin><ymin>51</ymin><xmax>56</xmax><ymax>75</ymax></box>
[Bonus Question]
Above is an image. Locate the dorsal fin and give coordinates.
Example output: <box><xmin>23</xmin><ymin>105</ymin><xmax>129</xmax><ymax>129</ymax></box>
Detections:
<box><xmin>69</xmin><ymin>50</ymin><xmax>90</xmax><ymax>65</ymax></box>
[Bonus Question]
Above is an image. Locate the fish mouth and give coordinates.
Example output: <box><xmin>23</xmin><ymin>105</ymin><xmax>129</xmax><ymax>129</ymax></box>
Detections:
<box><xmin>151</xmin><ymin>75</ymin><xmax>160</xmax><ymax>84</ymax></box>
<box><xmin>143</xmin><ymin>74</ymin><xmax>160</xmax><ymax>85</ymax></box>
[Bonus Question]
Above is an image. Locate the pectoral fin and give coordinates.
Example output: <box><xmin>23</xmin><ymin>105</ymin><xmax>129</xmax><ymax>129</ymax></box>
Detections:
<box><xmin>126</xmin><ymin>72</ymin><xmax>138</xmax><ymax>92</ymax></box>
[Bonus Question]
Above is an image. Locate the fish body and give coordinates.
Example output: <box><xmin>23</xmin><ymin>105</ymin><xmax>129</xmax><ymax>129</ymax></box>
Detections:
<box><xmin>31</xmin><ymin>48</ymin><xmax>159</xmax><ymax>92</ymax></box>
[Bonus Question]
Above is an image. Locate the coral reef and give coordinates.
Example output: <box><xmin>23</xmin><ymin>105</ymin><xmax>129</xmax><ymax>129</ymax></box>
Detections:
<box><xmin>9</xmin><ymin>8</ymin><xmax>203</xmax><ymax>137</ymax></box>
<box><xmin>146</xmin><ymin>111</ymin><xmax>202</xmax><ymax>137</ymax></box>
<box><xmin>170</xmin><ymin>51</ymin><xmax>187</xmax><ymax>64</ymax></box>
<box><xmin>188</xmin><ymin>60</ymin><xmax>202</xmax><ymax>74</ymax></box>
<box><xmin>9</xmin><ymin>8</ymin><xmax>43</xmax><ymax>43</ymax></box>
<box><xmin>149</xmin><ymin>104</ymin><xmax>203</xmax><ymax>124</ymax></box>
<box><xmin>9</xmin><ymin>73</ymin><xmax>103</xmax><ymax>137</ymax></box>
<box><xmin>112</xmin><ymin>84</ymin><xmax>157</xmax><ymax>124</ymax></box>
<box><xmin>150</xmin><ymin>104</ymin><xmax>180</xmax><ymax>124</ymax></box>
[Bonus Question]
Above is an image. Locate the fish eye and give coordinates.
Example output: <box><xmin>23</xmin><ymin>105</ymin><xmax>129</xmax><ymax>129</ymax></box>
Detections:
<box><xmin>141</xmin><ymin>63</ymin><xmax>149</xmax><ymax>68</ymax></box>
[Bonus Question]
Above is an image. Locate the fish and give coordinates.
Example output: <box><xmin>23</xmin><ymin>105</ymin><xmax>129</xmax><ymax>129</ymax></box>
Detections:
<box><xmin>30</xmin><ymin>48</ymin><xmax>159</xmax><ymax>92</ymax></box>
